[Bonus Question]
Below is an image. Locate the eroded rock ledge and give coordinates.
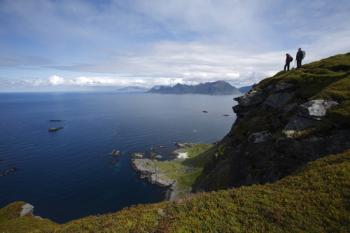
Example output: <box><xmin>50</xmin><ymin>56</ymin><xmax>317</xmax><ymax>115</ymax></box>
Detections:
<box><xmin>132</xmin><ymin>159</ymin><xmax>178</xmax><ymax>200</ymax></box>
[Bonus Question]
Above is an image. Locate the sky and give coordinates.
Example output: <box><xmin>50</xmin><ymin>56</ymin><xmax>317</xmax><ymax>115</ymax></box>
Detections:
<box><xmin>0</xmin><ymin>0</ymin><xmax>350</xmax><ymax>92</ymax></box>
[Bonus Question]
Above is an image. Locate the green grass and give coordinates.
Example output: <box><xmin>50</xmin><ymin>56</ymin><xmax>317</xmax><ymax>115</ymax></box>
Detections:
<box><xmin>151</xmin><ymin>144</ymin><xmax>214</xmax><ymax>195</ymax></box>
<box><xmin>62</xmin><ymin>150</ymin><xmax>350</xmax><ymax>233</ymax></box>
<box><xmin>237</xmin><ymin>52</ymin><xmax>350</xmax><ymax>135</ymax></box>
<box><xmin>0</xmin><ymin>201</ymin><xmax>57</xmax><ymax>233</ymax></box>
<box><xmin>2</xmin><ymin>150</ymin><xmax>349</xmax><ymax>232</ymax></box>
<box><xmin>258</xmin><ymin>53</ymin><xmax>350</xmax><ymax>103</ymax></box>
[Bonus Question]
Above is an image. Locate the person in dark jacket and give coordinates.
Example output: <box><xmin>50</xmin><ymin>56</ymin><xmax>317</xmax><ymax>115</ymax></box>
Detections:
<box><xmin>284</xmin><ymin>53</ymin><xmax>293</xmax><ymax>71</ymax></box>
<box><xmin>296</xmin><ymin>48</ymin><xmax>304</xmax><ymax>68</ymax></box>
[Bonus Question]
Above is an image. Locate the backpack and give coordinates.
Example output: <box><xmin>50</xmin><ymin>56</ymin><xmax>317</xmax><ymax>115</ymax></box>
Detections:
<box><xmin>289</xmin><ymin>56</ymin><xmax>294</xmax><ymax>62</ymax></box>
<box><xmin>302</xmin><ymin>51</ymin><xmax>306</xmax><ymax>60</ymax></box>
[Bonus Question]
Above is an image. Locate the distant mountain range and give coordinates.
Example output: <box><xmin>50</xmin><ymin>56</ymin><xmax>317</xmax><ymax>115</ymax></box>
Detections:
<box><xmin>238</xmin><ymin>85</ymin><xmax>253</xmax><ymax>93</ymax></box>
<box><xmin>148</xmin><ymin>81</ymin><xmax>241</xmax><ymax>95</ymax></box>
<box><xmin>115</xmin><ymin>86</ymin><xmax>149</xmax><ymax>93</ymax></box>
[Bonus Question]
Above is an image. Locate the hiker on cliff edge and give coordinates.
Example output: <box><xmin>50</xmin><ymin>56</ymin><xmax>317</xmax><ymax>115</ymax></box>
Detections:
<box><xmin>284</xmin><ymin>53</ymin><xmax>293</xmax><ymax>71</ymax></box>
<box><xmin>296</xmin><ymin>48</ymin><xmax>305</xmax><ymax>68</ymax></box>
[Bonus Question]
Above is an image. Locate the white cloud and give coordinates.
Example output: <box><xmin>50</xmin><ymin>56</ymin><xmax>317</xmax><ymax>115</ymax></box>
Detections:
<box><xmin>49</xmin><ymin>75</ymin><xmax>65</xmax><ymax>85</ymax></box>
<box><xmin>0</xmin><ymin>0</ymin><xmax>349</xmax><ymax>91</ymax></box>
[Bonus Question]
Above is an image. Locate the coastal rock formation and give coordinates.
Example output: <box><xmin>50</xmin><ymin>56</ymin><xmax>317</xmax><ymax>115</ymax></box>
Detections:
<box><xmin>111</xmin><ymin>149</ymin><xmax>120</xmax><ymax>157</ymax></box>
<box><xmin>194</xmin><ymin>52</ymin><xmax>350</xmax><ymax>191</ymax></box>
<box><xmin>0</xmin><ymin>167</ymin><xmax>17</xmax><ymax>177</ymax></box>
<box><xmin>20</xmin><ymin>203</ymin><xmax>34</xmax><ymax>217</ymax></box>
<box><xmin>132</xmin><ymin>159</ymin><xmax>174</xmax><ymax>187</ymax></box>
<box><xmin>48</xmin><ymin>127</ymin><xmax>64</xmax><ymax>132</ymax></box>
<box><xmin>132</xmin><ymin>152</ymin><xmax>144</xmax><ymax>159</ymax></box>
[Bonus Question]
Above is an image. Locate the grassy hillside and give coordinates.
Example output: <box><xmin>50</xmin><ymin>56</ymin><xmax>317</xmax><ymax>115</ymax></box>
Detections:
<box><xmin>1</xmin><ymin>150</ymin><xmax>349</xmax><ymax>232</ymax></box>
<box><xmin>0</xmin><ymin>202</ymin><xmax>57</xmax><ymax>232</ymax></box>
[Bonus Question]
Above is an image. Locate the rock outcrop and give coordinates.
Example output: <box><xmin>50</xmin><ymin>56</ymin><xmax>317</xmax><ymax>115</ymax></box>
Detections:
<box><xmin>20</xmin><ymin>203</ymin><xmax>34</xmax><ymax>217</ymax></box>
<box><xmin>132</xmin><ymin>159</ymin><xmax>175</xmax><ymax>187</ymax></box>
<box><xmin>194</xmin><ymin>52</ymin><xmax>350</xmax><ymax>191</ymax></box>
<box><xmin>300</xmin><ymin>99</ymin><xmax>339</xmax><ymax>119</ymax></box>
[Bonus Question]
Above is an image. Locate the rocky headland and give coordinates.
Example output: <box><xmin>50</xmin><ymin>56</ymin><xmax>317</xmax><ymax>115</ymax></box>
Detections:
<box><xmin>132</xmin><ymin>143</ymin><xmax>213</xmax><ymax>200</ymax></box>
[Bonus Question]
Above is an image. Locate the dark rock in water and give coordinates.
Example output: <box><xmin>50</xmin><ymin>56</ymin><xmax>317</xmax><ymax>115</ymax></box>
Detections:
<box><xmin>155</xmin><ymin>155</ymin><xmax>163</xmax><ymax>159</ymax></box>
<box><xmin>48</xmin><ymin>127</ymin><xmax>64</xmax><ymax>132</ymax></box>
<box><xmin>0</xmin><ymin>167</ymin><xmax>17</xmax><ymax>177</ymax></box>
<box><xmin>111</xmin><ymin>149</ymin><xmax>120</xmax><ymax>157</ymax></box>
<box><xmin>174</xmin><ymin>142</ymin><xmax>194</xmax><ymax>148</ymax></box>
<box><xmin>132</xmin><ymin>153</ymin><xmax>144</xmax><ymax>159</ymax></box>
<box><xmin>202</xmin><ymin>110</ymin><xmax>208</xmax><ymax>113</ymax></box>
<box><xmin>223</xmin><ymin>114</ymin><xmax>230</xmax><ymax>117</ymax></box>
<box><xmin>49</xmin><ymin>120</ymin><xmax>64</xmax><ymax>122</ymax></box>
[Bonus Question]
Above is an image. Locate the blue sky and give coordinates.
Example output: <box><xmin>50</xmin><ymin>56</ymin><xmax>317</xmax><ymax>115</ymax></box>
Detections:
<box><xmin>0</xmin><ymin>0</ymin><xmax>349</xmax><ymax>91</ymax></box>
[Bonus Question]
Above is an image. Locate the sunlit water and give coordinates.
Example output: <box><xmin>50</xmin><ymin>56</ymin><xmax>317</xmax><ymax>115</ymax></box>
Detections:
<box><xmin>0</xmin><ymin>92</ymin><xmax>238</xmax><ymax>223</ymax></box>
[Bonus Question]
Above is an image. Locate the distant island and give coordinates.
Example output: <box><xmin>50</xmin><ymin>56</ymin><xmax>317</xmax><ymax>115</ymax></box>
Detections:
<box><xmin>115</xmin><ymin>86</ymin><xmax>148</xmax><ymax>93</ymax></box>
<box><xmin>148</xmin><ymin>80</ymin><xmax>241</xmax><ymax>95</ymax></box>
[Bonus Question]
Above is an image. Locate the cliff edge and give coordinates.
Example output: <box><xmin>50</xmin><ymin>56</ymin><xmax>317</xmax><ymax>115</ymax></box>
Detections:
<box><xmin>194</xmin><ymin>52</ymin><xmax>350</xmax><ymax>191</ymax></box>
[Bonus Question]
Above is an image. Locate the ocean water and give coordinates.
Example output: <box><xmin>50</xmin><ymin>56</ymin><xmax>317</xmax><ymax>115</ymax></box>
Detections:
<box><xmin>0</xmin><ymin>92</ymin><xmax>238</xmax><ymax>223</ymax></box>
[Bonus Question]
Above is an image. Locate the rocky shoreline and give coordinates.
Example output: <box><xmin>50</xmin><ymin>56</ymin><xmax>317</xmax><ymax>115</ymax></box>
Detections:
<box><xmin>131</xmin><ymin>158</ymin><xmax>178</xmax><ymax>200</ymax></box>
<box><xmin>131</xmin><ymin>143</ymin><xmax>212</xmax><ymax>200</ymax></box>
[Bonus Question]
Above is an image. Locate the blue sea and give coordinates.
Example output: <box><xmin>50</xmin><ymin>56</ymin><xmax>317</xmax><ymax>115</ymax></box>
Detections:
<box><xmin>0</xmin><ymin>92</ymin><xmax>237</xmax><ymax>223</ymax></box>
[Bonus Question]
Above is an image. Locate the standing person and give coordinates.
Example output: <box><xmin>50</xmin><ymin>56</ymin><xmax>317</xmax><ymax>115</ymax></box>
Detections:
<box><xmin>284</xmin><ymin>53</ymin><xmax>293</xmax><ymax>71</ymax></box>
<box><xmin>296</xmin><ymin>48</ymin><xmax>305</xmax><ymax>68</ymax></box>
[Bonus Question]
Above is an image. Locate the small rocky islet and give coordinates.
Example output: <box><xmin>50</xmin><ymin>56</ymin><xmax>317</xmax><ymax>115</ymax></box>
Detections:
<box><xmin>0</xmin><ymin>167</ymin><xmax>17</xmax><ymax>177</ymax></box>
<box><xmin>48</xmin><ymin>120</ymin><xmax>65</xmax><ymax>132</ymax></box>
<box><xmin>48</xmin><ymin>127</ymin><xmax>64</xmax><ymax>132</ymax></box>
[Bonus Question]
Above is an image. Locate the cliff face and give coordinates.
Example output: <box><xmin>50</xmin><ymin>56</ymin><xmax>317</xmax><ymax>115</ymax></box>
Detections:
<box><xmin>194</xmin><ymin>52</ymin><xmax>350</xmax><ymax>191</ymax></box>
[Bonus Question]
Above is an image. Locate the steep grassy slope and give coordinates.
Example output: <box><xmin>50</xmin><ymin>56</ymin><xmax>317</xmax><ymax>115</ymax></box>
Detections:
<box><xmin>0</xmin><ymin>202</ymin><xmax>57</xmax><ymax>232</ymax></box>
<box><xmin>1</xmin><ymin>150</ymin><xmax>349</xmax><ymax>232</ymax></box>
<box><xmin>194</xmin><ymin>52</ymin><xmax>350</xmax><ymax>191</ymax></box>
